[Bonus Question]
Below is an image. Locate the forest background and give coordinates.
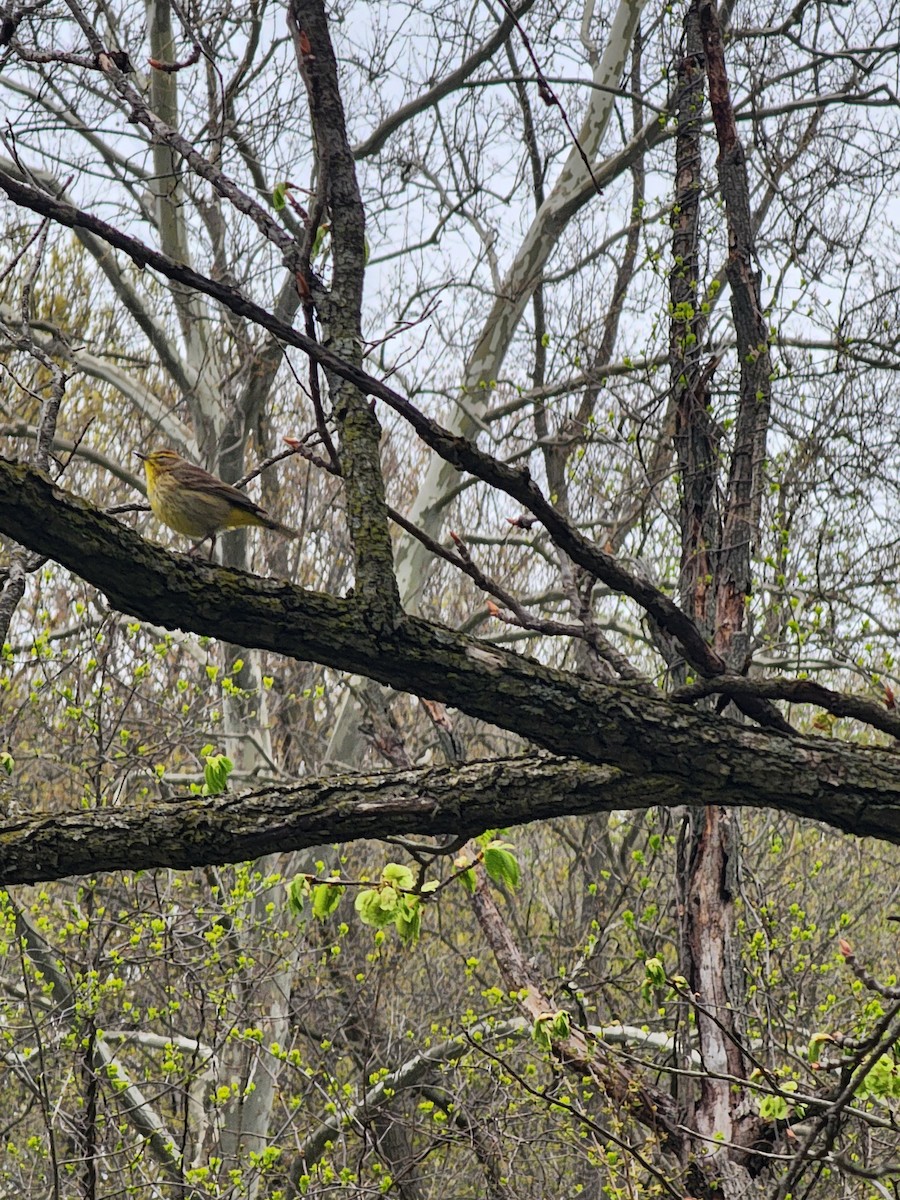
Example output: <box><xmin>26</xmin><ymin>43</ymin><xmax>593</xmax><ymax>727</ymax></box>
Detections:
<box><xmin>1</xmin><ymin>0</ymin><xmax>900</xmax><ymax>1196</ymax></box>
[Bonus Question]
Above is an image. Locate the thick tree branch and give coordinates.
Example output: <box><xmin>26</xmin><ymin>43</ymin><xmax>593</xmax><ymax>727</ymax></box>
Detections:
<box><xmin>1</xmin><ymin>743</ymin><xmax>898</xmax><ymax>884</ymax></box>
<box><xmin>0</xmin><ymin>758</ymin><xmax>668</xmax><ymax>883</ymax></box>
<box><xmin>0</xmin><ymin>165</ymin><xmax>789</xmax><ymax>730</ymax></box>
<box><xmin>2</xmin><ymin>465</ymin><xmax>900</xmax><ymax>884</ymax></box>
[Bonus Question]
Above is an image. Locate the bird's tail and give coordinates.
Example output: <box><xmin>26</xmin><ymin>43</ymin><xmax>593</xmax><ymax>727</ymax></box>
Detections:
<box><xmin>262</xmin><ymin>515</ymin><xmax>299</xmax><ymax>539</ymax></box>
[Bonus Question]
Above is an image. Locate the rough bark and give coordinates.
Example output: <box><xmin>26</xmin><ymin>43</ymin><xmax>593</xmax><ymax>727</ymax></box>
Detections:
<box><xmin>3</xmin><ymin>729</ymin><xmax>900</xmax><ymax>886</ymax></box>
<box><xmin>288</xmin><ymin>0</ymin><xmax>399</xmax><ymax>628</ymax></box>
<box><xmin>700</xmin><ymin>0</ymin><xmax>774</xmax><ymax>665</ymax></box>
<box><xmin>671</xmin><ymin>1</ymin><xmax>719</xmax><ymax>637</ymax></box>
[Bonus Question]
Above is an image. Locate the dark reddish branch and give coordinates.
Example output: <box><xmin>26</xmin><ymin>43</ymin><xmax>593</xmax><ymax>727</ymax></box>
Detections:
<box><xmin>470</xmin><ymin>874</ymin><xmax>683</xmax><ymax>1154</ymax></box>
<box><xmin>148</xmin><ymin>43</ymin><xmax>201</xmax><ymax>72</ymax></box>
<box><xmin>672</xmin><ymin>674</ymin><xmax>900</xmax><ymax>740</ymax></box>
<box><xmin>0</xmin><ymin>167</ymin><xmax>790</xmax><ymax>731</ymax></box>
<box><xmin>700</xmin><ymin>0</ymin><xmax>738</xmax><ymax>154</ymax></box>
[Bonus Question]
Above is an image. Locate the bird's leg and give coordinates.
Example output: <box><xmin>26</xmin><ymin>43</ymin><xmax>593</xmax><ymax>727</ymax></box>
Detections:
<box><xmin>187</xmin><ymin>534</ymin><xmax>215</xmax><ymax>557</ymax></box>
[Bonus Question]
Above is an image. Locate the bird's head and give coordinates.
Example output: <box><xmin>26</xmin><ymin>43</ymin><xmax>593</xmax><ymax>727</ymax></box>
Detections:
<box><xmin>136</xmin><ymin>448</ymin><xmax>183</xmax><ymax>477</ymax></box>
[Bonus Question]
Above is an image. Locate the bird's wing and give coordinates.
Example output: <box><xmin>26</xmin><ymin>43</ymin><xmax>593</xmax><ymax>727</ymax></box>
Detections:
<box><xmin>178</xmin><ymin>464</ymin><xmax>268</xmax><ymax>516</ymax></box>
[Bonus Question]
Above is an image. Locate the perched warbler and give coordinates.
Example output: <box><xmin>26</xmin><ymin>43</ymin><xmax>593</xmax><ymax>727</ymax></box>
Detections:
<box><xmin>137</xmin><ymin>448</ymin><xmax>297</xmax><ymax>556</ymax></box>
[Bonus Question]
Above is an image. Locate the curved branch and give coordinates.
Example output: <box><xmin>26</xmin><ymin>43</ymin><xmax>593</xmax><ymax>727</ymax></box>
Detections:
<box><xmin>352</xmin><ymin>0</ymin><xmax>537</xmax><ymax>160</ymax></box>
<box><xmin>298</xmin><ymin>1018</ymin><xmax>527</xmax><ymax>1167</ymax></box>
<box><xmin>672</xmin><ymin>675</ymin><xmax>900</xmax><ymax>740</ymax></box>
<box><xmin>0</xmin><ymin>158</ymin><xmax>196</xmax><ymax>397</ymax></box>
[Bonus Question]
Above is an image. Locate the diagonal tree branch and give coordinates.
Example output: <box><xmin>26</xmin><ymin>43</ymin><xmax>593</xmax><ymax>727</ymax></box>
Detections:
<box><xmin>2</xmin><ymin>462</ymin><xmax>900</xmax><ymax>886</ymax></box>
<box><xmin>352</xmin><ymin>0</ymin><xmax>538</xmax><ymax>159</ymax></box>
<box><xmin>0</xmin><ymin>166</ymin><xmax>789</xmax><ymax>730</ymax></box>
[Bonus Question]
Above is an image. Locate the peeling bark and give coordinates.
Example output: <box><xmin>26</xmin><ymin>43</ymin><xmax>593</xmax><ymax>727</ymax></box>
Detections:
<box><xmin>671</xmin><ymin>6</ymin><xmax>781</xmax><ymax>1192</ymax></box>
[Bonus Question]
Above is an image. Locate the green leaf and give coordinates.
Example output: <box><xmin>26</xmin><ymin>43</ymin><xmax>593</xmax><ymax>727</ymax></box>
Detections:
<box><xmin>758</xmin><ymin>1094</ymin><xmax>789</xmax><ymax>1121</ymax></box>
<box><xmin>483</xmin><ymin>846</ymin><xmax>520</xmax><ymax>890</ymax></box>
<box><xmin>202</xmin><ymin>753</ymin><xmax>234</xmax><ymax>795</ymax></box>
<box><xmin>808</xmin><ymin>1033</ymin><xmax>830</xmax><ymax>1064</ymax></box>
<box><xmin>394</xmin><ymin>895</ymin><xmax>422</xmax><ymax>944</ymax></box>
<box><xmin>312</xmin><ymin>883</ymin><xmax>344</xmax><ymax>920</ymax></box>
<box><xmin>532</xmin><ymin>1014</ymin><xmax>553</xmax><ymax>1050</ymax></box>
<box><xmin>644</xmin><ymin>957</ymin><xmax>666</xmax><ymax>988</ymax></box>
<box><xmin>355</xmin><ymin>888</ymin><xmax>398</xmax><ymax>928</ymax></box>
<box><xmin>459</xmin><ymin>868</ymin><xmax>476</xmax><ymax>895</ymax></box>
<box><xmin>532</xmin><ymin>1010</ymin><xmax>570</xmax><ymax>1050</ymax></box>
<box><xmin>311</xmin><ymin>223</ymin><xmax>331</xmax><ymax>259</ymax></box>
<box><xmin>272</xmin><ymin>181</ymin><xmax>291</xmax><ymax>210</ymax></box>
<box><xmin>549</xmin><ymin>1010</ymin><xmax>571</xmax><ymax>1040</ymax></box>
<box><xmin>354</xmin><ymin>889</ymin><xmax>381</xmax><ymax>926</ymax></box>
<box><xmin>0</xmin><ymin>750</ymin><xmax>13</xmax><ymax>775</ymax></box>
<box><xmin>286</xmin><ymin>876</ymin><xmax>309</xmax><ymax>917</ymax></box>
<box><xmin>382</xmin><ymin>863</ymin><xmax>414</xmax><ymax>890</ymax></box>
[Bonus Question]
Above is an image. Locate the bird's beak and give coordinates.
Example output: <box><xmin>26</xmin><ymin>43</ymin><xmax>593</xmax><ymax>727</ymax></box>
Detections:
<box><xmin>135</xmin><ymin>451</ymin><xmax>147</xmax><ymax>461</ymax></box>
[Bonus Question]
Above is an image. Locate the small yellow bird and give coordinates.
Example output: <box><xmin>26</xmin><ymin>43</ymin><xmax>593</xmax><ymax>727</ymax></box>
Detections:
<box><xmin>137</xmin><ymin>448</ymin><xmax>297</xmax><ymax>556</ymax></box>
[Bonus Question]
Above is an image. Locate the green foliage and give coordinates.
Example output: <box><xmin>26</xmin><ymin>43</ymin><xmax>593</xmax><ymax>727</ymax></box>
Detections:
<box><xmin>758</xmin><ymin>1092</ymin><xmax>790</xmax><ymax>1120</ymax></box>
<box><xmin>201</xmin><ymin>750</ymin><xmax>234</xmax><ymax>795</ymax></box>
<box><xmin>354</xmin><ymin>863</ymin><xmax>422</xmax><ymax>944</ymax></box>
<box><xmin>640</xmin><ymin>956</ymin><xmax>667</xmax><ymax>1003</ymax></box>
<box><xmin>312</xmin><ymin>881</ymin><xmax>345</xmax><ymax>920</ymax></box>
<box><xmin>286</xmin><ymin>874</ymin><xmax>308</xmax><ymax>917</ymax></box>
<box><xmin>271</xmin><ymin>181</ymin><xmax>292</xmax><ymax>210</ymax></box>
<box><xmin>483</xmin><ymin>843</ymin><xmax>520</xmax><ymax>890</ymax></box>
<box><xmin>532</xmin><ymin>1009</ymin><xmax>571</xmax><ymax>1051</ymax></box>
<box><xmin>855</xmin><ymin>1054</ymin><xmax>900</xmax><ymax>1100</ymax></box>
